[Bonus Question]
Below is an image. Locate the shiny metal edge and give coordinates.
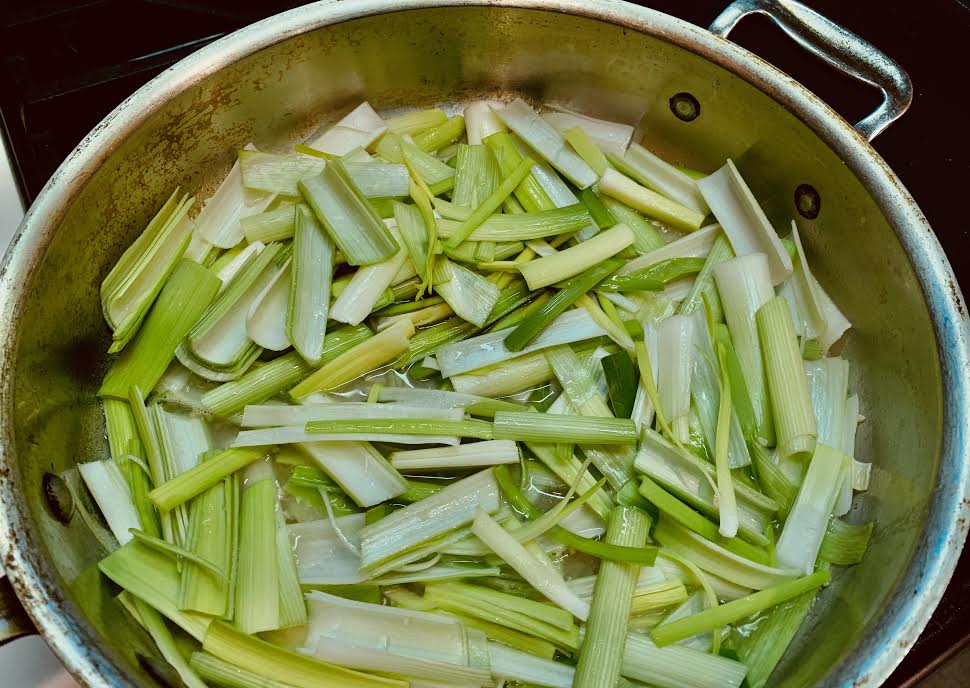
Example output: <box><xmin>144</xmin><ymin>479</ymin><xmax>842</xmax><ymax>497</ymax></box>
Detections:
<box><xmin>0</xmin><ymin>1</ymin><xmax>965</xmax><ymax>686</ymax></box>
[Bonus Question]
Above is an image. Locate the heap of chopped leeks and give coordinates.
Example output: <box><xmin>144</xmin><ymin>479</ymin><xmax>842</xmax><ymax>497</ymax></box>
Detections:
<box><xmin>86</xmin><ymin>98</ymin><xmax>869</xmax><ymax>688</ymax></box>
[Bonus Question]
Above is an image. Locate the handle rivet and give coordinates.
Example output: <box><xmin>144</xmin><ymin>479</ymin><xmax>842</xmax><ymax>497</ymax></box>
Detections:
<box><xmin>794</xmin><ymin>184</ymin><xmax>821</xmax><ymax>219</ymax></box>
<box><xmin>41</xmin><ymin>473</ymin><xmax>74</xmax><ymax>524</ymax></box>
<box><xmin>669</xmin><ymin>92</ymin><xmax>700</xmax><ymax>122</ymax></box>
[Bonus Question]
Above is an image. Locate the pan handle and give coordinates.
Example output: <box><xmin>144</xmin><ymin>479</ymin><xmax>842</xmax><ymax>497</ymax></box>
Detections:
<box><xmin>709</xmin><ymin>0</ymin><xmax>913</xmax><ymax>141</ymax></box>
<box><xmin>0</xmin><ymin>574</ymin><xmax>36</xmax><ymax>645</ymax></box>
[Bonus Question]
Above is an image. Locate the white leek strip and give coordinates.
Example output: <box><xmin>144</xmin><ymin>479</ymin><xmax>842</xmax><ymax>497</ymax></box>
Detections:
<box><xmin>298</xmin><ymin>441</ymin><xmax>406</xmax><ymax>508</ymax></box>
<box><xmin>757</xmin><ymin>297</ymin><xmax>817</xmax><ymax>461</ymax></box>
<box><xmin>617</xmin><ymin>223</ymin><xmax>720</xmax><ymax>276</ymax></box>
<box><xmin>599</xmin><ymin>290</ymin><xmax>638</xmax><ymax>314</ymax></box>
<box><xmin>714</xmin><ymin>342</ymin><xmax>739</xmax><ymax>539</ymax></box>
<box><xmin>837</xmin><ymin>394</ymin><xmax>868</xmax><ymax>513</ymax></box>
<box><xmin>805</xmin><ymin>357</ymin><xmax>849</xmax><ymax>448</ymax></box>
<box><xmin>183</xmin><ymin>230</ymin><xmax>214</xmax><ymax>264</ymax></box>
<box><xmin>696</xmin><ymin>160</ymin><xmax>792</xmax><ymax>284</ymax></box>
<box><xmin>525</xmin><ymin>239</ymin><xmax>557</xmax><ymax>257</ymax></box>
<box><xmin>465</xmin><ymin>101</ymin><xmax>507</xmax><ymax>145</ymax></box>
<box><xmin>290</xmin><ymin>319</ymin><xmax>414</xmax><ymax>399</ymax></box>
<box><xmin>239</xmin><ymin>150</ymin><xmax>324</xmax><ymax>195</ymax></box>
<box><xmin>216</xmin><ymin>241</ymin><xmax>263</xmax><ymax>287</ymax></box>
<box><xmin>389</xmin><ymin>440</ymin><xmax>519</xmax><ymax>472</ymax></box>
<box><xmin>472</xmin><ymin>510</ymin><xmax>590</xmax><ymax>620</ymax></box>
<box><xmin>377</xmin><ymin>387</ymin><xmax>520</xmax><ymax>416</ymax></box>
<box><xmin>621</xmin><ymin>143</ymin><xmax>709</xmax><ymax>215</ymax></box>
<box><xmin>653</xmin><ymin>556</ymin><xmax>752</xmax><ymax>603</ymax></box>
<box><xmin>558</xmin><ymin>504</ymin><xmax>606</xmax><ymax>539</ymax></box>
<box><xmin>385</xmin><ymin>108</ymin><xmax>448</xmax><ymax>135</ymax></box>
<box><xmin>101</xmin><ymin>190</ymin><xmax>195</xmax><ymax>351</ymax></box>
<box><xmin>631</xmin><ymin>323</ymin><xmax>660</xmax><ymax>433</ymax></box>
<box><xmin>620</xmin><ymin>632</ymin><xmax>748</xmax><ymax>688</ymax></box>
<box><xmin>434</xmin><ymin>204</ymin><xmax>593</xmax><ymax>242</ymax></box>
<box><xmin>654</xmin><ymin>517</ymin><xmax>800</xmax><ymax>590</ymax></box>
<box><xmin>657</xmin><ymin>315</ymin><xmax>694</xmax><ymax>443</ymax></box>
<box><xmin>332</xmin><ymin>240</ymin><xmax>408</xmax><ymax>326</ymax></box>
<box><xmin>234</xmin><ymin>426</ymin><xmax>458</xmax><ymax>448</ymax></box>
<box><xmin>518</xmin><ymin>224</ymin><xmax>634</xmax><ymax>290</ymax></box>
<box><xmin>490</xmin><ymin>642</ymin><xmax>574</xmax><ymax>688</ymax></box>
<box><xmin>308</xmin><ymin>102</ymin><xmax>387</xmax><ymax>156</ymax></box>
<box><xmin>359</xmin><ymin>469</ymin><xmax>501</xmax><ymax>574</ymax></box>
<box><xmin>573</xmin><ymin>506</ymin><xmax>651</xmax><ymax>688</ymax></box>
<box><xmin>495</xmin><ymin>99</ymin><xmax>597</xmax><ymax>188</ymax></box>
<box><xmin>79</xmin><ymin>460</ymin><xmax>141</xmax><ymax>546</ymax></box>
<box><xmin>303</xmin><ymin>591</ymin><xmax>492</xmax><ymax>686</ymax></box>
<box><xmin>290</xmin><ymin>514</ymin><xmax>366</xmax><ymax>585</ymax></box>
<box><xmin>436</xmin><ymin>308</ymin><xmax>607</xmax><ymax>378</ymax></box>
<box><xmin>776</xmin><ymin>445</ymin><xmax>850</xmax><ymax>574</ymax></box>
<box><xmin>184</xmin><ymin>243</ymin><xmax>283</xmax><ymax>371</ymax></box>
<box><xmin>343</xmin><ymin>162</ymin><xmax>410</xmax><ymax>198</ymax></box>
<box><xmin>599</xmin><ymin>168</ymin><xmax>705</xmax><ymax>233</ymax></box>
<box><xmin>242</xmin><ymin>402</ymin><xmax>464</xmax><ymax>427</ymax></box>
<box><xmin>196</xmin><ymin>154</ymin><xmax>276</xmax><ymax>249</ymax></box>
<box><xmin>690</xmin><ymin>311</ymin><xmax>752</xmax><ymax>469</ymax></box>
<box><xmin>789</xmin><ymin>221</ymin><xmax>851</xmax><ymax>351</ymax></box>
<box><xmin>714</xmin><ymin>253</ymin><xmax>775</xmax><ymax>445</ymax></box>
<box><xmin>247</xmin><ymin>257</ymin><xmax>291</xmax><ymax>351</ymax></box>
<box><xmin>450</xmin><ymin>351</ymin><xmax>554</xmax><ymax>398</ymax></box>
<box><xmin>432</xmin><ymin>257</ymin><xmax>500</xmax><ymax>328</ymax></box>
<box><xmin>634</xmin><ymin>429</ymin><xmax>776</xmax><ymax>544</ymax></box>
<box><xmin>567</xmin><ymin>566</ymin><xmax>669</xmax><ymax>600</ymax></box>
<box><xmin>542</xmin><ymin>104</ymin><xmax>633</xmax><ymax>156</ymax></box>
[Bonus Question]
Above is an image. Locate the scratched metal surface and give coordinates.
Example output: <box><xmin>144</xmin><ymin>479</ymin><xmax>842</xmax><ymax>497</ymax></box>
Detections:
<box><xmin>0</xmin><ymin>1</ymin><xmax>966</xmax><ymax>687</ymax></box>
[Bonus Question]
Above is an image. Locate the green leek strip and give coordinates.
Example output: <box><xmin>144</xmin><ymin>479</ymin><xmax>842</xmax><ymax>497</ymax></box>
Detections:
<box><xmin>374</xmin><ymin>295</ymin><xmax>444</xmax><ymax>317</ymax></box>
<box><xmin>598</xmin><ymin>257</ymin><xmax>706</xmax><ymax>292</ymax></box>
<box><xmin>519</xmin><ymin>224</ymin><xmax>634</xmax><ymax>290</ymax></box>
<box><xmin>304</xmin><ymin>418</ymin><xmax>494</xmax><ymax>440</ymax></box>
<box><xmin>579</xmin><ymin>186</ymin><xmax>616</xmax><ymax>229</ymax></box>
<box><xmin>750</xmin><ymin>443</ymin><xmax>798</xmax><ymax>518</ymax></box>
<box><xmin>180</xmin><ymin>469</ymin><xmax>237</xmax><ymax>617</ymax></box>
<box><xmin>436</xmin><ymin>204</ymin><xmax>593</xmax><ymax>242</ymax></box>
<box><xmin>289</xmin><ymin>320</ymin><xmax>412</xmax><ymax>398</ymax></box>
<box><xmin>238</xmin><ymin>150</ymin><xmax>324</xmax><ymax>195</ymax></box>
<box><xmin>452</xmin><ymin>143</ymin><xmax>501</xmax><ymax>208</ymax></box>
<box><xmin>732</xmin><ymin>585</ymin><xmax>818</xmax><ymax>688</ymax></box>
<box><xmin>275</xmin><ymin>502</ymin><xmax>308</xmax><ymax>628</ymax></box>
<box><xmin>639</xmin><ymin>476</ymin><xmax>769</xmax><ymax>566</ymax></box>
<box><xmin>654</xmin><ymin>516</ymin><xmax>799</xmax><ymax>590</ymax></box>
<box><xmin>757</xmin><ymin>296</ymin><xmax>817</xmax><ymax>460</ymax></box>
<box><xmin>241</xmin><ymin>203</ymin><xmax>300</xmax><ymax>243</ymax></box>
<box><xmin>287</xmin><ymin>206</ymin><xmax>334</xmax><ymax>365</ymax></box>
<box><xmin>439</xmin><ymin>611</ymin><xmax>557</xmax><ymax>659</ymax></box>
<box><xmin>386</xmin><ymin>107</ymin><xmax>448</xmax><ymax>135</ymax></box>
<box><xmin>127</xmin><ymin>528</ymin><xmax>225</xmax><ymax>578</ymax></box>
<box><xmin>128</xmin><ymin>597</ymin><xmax>207</xmax><ymax>688</ymax></box>
<box><xmin>817</xmin><ymin>518</ymin><xmax>874</xmax><ymax>565</ymax></box>
<box><xmin>493</xmin><ymin>411</ymin><xmax>636</xmax><ymax>445</ymax></box>
<box><xmin>104</xmin><ymin>400</ymin><xmax>162</xmax><ymax>538</ymax></box>
<box><xmin>574</xmin><ymin>506</ymin><xmax>651</xmax><ymax>688</ymax></box>
<box><xmin>678</xmin><ymin>233</ymin><xmax>733</xmax><ymax>322</ymax></box>
<box><xmin>202</xmin><ymin>621</ymin><xmax>406</xmax><ymax>688</ymax></box>
<box><xmin>602</xmin><ymin>350</ymin><xmax>638</xmax><ymax>419</ymax></box>
<box><xmin>99</xmin><ymin>261</ymin><xmax>220</xmax><ymax>400</ymax></box>
<box><xmin>599</xmin><ymin>168</ymin><xmax>705</xmax><ymax>233</ymax></box>
<box><xmin>375</xmin><ymin>133</ymin><xmax>455</xmax><ymax>193</ymax></box>
<box><xmin>190</xmin><ymin>652</ymin><xmax>295</xmax><ymax>688</ymax></box>
<box><xmin>564</xmin><ymin>127</ymin><xmax>610</xmax><ymax>176</ymax></box>
<box><xmin>298</xmin><ymin>159</ymin><xmax>398</xmax><ymax>266</ymax></box>
<box><xmin>129</xmin><ymin>386</ymin><xmax>177</xmax><ymax>544</ymax></box>
<box><xmin>432</xmin><ymin>257</ymin><xmax>501</xmax><ymax>328</ymax></box>
<box><xmin>413</xmin><ymin>114</ymin><xmax>466</xmax><ymax>152</ymax></box>
<box><xmin>483</xmin><ymin>131</ymin><xmax>556</xmax><ymax>213</ymax></box>
<box><xmin>429</xmin><ymin>582</ymin><xmax>574</xmax><ymax>631</ymax></box>
<box><xmin>395</xmin><ymin>317</ymin><xmax>477</xmax><ymax>371</ymax></box>
<box><xmin>235</xmin><ymin>476</ymin><xmax>279</xmax><ymax>634</ymax></box>
<box><xmin>148</xmin><ymin>448</ymin><xmax>265</xmax><ymax>513</ymax></box>
<box><xmin>392</xmin><ymin>200</ymin><xmax>430</xmax><ymax>286</ymax></box>
<box><xmin>445</xmin><ymin>157</ymin><xmax>536</xmax><ymax>249</ymax></box>
<box><xmin>601</xmin><ymin>197</ymin><xmax>665</xmax><ymax>254</ymax></box>
<box><xmin>101</xmin><ymin>190</ymin><xmax>195</xmax><ymax>352</ymax></box>
<box><xmin>98</xmin><ymin>541</ymin><xmax>212</xmax><ymax>641</ymax></box>
<box><xmin>200</xmin><ymin>325</ymin><xmax>372</xmax><ymax>417</ymax></box>
<box><xmin>505</xmin><ymin>257</ymin><xmax>621</xmax><ymax>351</ymax></box>
<box><xmin>650</xmin><ymin>568</ymin><xmax>830</xmax><ymax>647</ymax></box>
<box><xmin>713</xmin><ymin>323</ymin><xmax>758</xmax><ymax>444</ymax></box>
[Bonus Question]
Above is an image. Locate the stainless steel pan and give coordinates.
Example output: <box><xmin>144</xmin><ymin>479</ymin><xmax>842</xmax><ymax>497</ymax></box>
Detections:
<box><xmin>0</xmin><ymin>1</ymin><xmax>967</xmax><ymax>686</ymax></box>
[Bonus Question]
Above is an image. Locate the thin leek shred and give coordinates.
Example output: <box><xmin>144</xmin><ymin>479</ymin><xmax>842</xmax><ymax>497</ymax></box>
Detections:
<box><xmin>574</xmin><ymin>506</ymin><xmax>651</xmax><ymax>688</ymax></box>
<box><xmin>679</xmin><ymin>232</ymin><xmax>733</xmax><ymax>322</ymax></box>
<box><xmin>100</xmin><ymin>261</ymin><xmax>221</xmax><ymax>399</ymax></box>
<box><xmin>101</xmin><ymin>189</ymin><xmax>195</xmax><ymax>352</ymax></box>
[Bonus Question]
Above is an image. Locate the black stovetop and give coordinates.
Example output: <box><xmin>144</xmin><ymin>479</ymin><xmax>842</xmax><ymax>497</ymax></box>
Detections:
<box><xmin>1</xmin><ymin>1</ymin><xmax>967</xmax><ymax>684</ymax></box>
